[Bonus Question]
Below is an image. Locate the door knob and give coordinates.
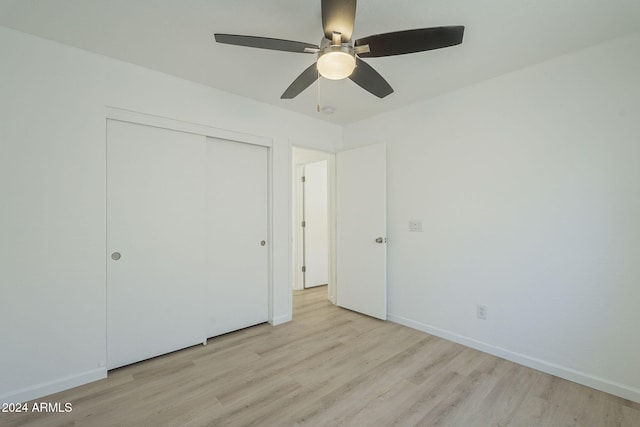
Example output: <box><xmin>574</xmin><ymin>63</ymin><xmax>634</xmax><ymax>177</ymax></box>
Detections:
<box><xmin>260</xmin><ymin>240</ymin><xmax>266</xmax><ymax>246</ymax></box>
<box><xmin>111</xmin><ymin>252</ymin><xmax>122</xmax><ymax>261</ymax></box>
<box><xmin>375</xmin><ymin>237</ymin><xmax>384</xmax><ymax>244</ymax></box>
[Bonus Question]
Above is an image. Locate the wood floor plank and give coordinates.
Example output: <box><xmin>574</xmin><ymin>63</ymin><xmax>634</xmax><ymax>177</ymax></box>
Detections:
<box><xmin>2</xmin><ymin>285</ymin><xmax>639</xmax><ymax>426</ymax></box>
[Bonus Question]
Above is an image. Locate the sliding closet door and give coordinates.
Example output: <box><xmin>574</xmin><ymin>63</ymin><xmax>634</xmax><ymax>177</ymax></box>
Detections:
<box><xmin>204</xmin><ymin>137</ymin><xmax>269</xmax><ymax>336</ymax></box>
<box><xmin>107</xmin><ymin>120</ymin><xmax>270</xmax><ymax>370</ymax></box>
<box><xmin>107</xmin><ymin>120</ymin><xmax>208</xmax><ymax>369</ymax></box>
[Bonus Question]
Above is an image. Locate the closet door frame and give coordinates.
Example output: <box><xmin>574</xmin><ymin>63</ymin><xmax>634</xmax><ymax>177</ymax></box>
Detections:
<box><xmin>105</xmin><ymin>106</ymin><xmax>274</xmax><ymax>325</ymax></box>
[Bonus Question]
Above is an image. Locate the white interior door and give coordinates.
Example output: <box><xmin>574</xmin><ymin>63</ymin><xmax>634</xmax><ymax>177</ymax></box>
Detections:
<box><xmin>303</xmin><ymin>160</ymin><xmax>329</xmax><ymax>288</ymax></box>
<box><xmin>204</xmin><ymin>137</ymin><xmax>269</xmax><ymax>336</ymax></box>
<box><xmin>336</xmin><ymin>144</ymin><xmax>387</xmax><ymax>320</ymax></box>
<box><xmin>107</xmin><ymin>120</ymin><xmax>208</xmax><ymax>369</ymax></box>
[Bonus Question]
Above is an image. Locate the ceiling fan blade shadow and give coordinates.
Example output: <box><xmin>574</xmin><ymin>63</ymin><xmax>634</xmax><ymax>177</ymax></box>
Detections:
<box><xmin>281</xmin><ymin>63</ymin><xmax>319</xmax><ymax>99</ymax></box>
<box><xmin>349</xmin><ymin>57</ymin><xmax>393</xmax><ymax>98</ymax></box>
<box><xmin>215</xmin><ymin>34</ymin><xmax>318</xmax><ymax>53</ymax></box>
<box><xmin>321</xmin><ymin>0</ymin><xmax>357</xmax><ymax>42</ymax></box>
<box><xmin>356</xmin><ymin>26</ymin><xmax>464</xmax><ymax>58</ymax></box>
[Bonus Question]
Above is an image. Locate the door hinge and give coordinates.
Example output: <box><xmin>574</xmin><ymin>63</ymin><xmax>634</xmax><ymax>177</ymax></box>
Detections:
<box><xmin>301</xmin><ymin>221</ymin><xmax>306</xmax><ymax>228</ymax></box>
<box><xmin>301</xmin><ymin>176</ymin><xmax>306</xmax><ymax>182</ymax></box>
<box><xmin>302</xmin><ymin>266</ymin><xmax>306</xmax><ymax>273</ymax></box>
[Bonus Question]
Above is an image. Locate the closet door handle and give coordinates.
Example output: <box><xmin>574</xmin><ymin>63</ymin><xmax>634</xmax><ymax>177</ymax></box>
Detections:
<box><xmin>111</xmin><ymin>252</ymin><xmax>122</xmax><ymax>261</ymax></box>
<box><xmin>260</xmin><ymin>240</ymin><xmax>266</xmax><ymax>246</ymax></box>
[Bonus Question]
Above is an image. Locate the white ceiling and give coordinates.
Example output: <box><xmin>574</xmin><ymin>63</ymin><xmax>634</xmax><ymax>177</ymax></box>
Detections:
<box><xmin>1</xmin><ymin>0</ymin><xmax>639</xmax><ymax>125</ymax></box>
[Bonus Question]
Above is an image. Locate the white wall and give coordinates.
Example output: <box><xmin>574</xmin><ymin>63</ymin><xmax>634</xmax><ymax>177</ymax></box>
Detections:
<box><xmin>344</xmin><ymin>32</ymin><xmax>640</xmax><ymax>402</ymax></box>
<box><xmin>0</xmin><ymin>26</ymin><xmax>340</xmax><ymax>403</ymax></box>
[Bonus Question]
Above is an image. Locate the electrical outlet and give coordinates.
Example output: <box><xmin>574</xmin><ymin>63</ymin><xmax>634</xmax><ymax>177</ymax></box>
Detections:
<box><xmin>476</xmin><ymin>304</ymin><xmax>488</xmax><ymax>320</ymax></box>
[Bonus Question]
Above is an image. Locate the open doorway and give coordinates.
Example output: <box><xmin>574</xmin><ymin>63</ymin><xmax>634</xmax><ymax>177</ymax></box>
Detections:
<box><xmin>300</xmin><ymin>160</ymin><xmax>328</xmax><ymax>289</ymax></box>
<box><xmin>291</xmin><ymin>147</ymin><xmax>336</xmax><ymax>309</ymax></box>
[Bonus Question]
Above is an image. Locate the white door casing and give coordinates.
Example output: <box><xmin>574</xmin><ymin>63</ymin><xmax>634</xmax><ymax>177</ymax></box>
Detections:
<box><xmin>336</xmin><ymin>144</ymin><xmax>387</xmax><ymax>320</ymax></box>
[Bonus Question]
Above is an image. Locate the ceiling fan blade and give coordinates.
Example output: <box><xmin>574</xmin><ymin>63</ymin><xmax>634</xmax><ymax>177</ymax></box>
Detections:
<box><xmin>215</xmin><ymin>34</ymin><xmax>318</xmax><ymax>53</ymax></box>
<box><xmin>349</xmin><ymin>57</ymin><xmax>393</xmax><ymax>98</ymax></box>
<box><xmin>281</xmin><ymin>63</ymin><xmax>319</xmax><ymax>99</ymax></box>
<box><xmin>321</xmin><ymin>0</ymin><xmax>357</xmax><ymax>42</ymax></box>
<box><xmin>355</xmin><ymin>26</ymin><xmax>464</xmax><ymax>58</ymax></box>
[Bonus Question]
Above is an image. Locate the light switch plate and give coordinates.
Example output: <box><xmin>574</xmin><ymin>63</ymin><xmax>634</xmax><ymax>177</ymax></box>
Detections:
<box><xmin>409</xmin><ymin>220</ymin><xmax>422</xmax><ymax>232</ymax></box>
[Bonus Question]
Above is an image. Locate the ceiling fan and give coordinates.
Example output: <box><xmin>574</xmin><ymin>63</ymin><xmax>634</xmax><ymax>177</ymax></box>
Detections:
<box><xmin>214</xmin><ymin>0</ymin><xmax>464</xmax><ymax>99</ymax></box>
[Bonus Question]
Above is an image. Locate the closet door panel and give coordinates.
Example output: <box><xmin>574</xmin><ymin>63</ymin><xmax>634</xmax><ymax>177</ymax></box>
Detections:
<box><xmin>204</xmin><ymin>137</ymin><xmax>269</xmax><ymax>336</ymax></box>
<box><xmin>107</xmin><ymin>120</ymin><xmax>208</xmax><ymax>369</ymax></box>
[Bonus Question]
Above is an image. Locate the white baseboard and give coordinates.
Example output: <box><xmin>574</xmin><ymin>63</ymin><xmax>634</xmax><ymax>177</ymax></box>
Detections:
<box><xmin>270</xmin><ymin>314</ymin><xmax>291</xmax><ymax>326</ymax></box>
<box><xmin>0</xmin><ymin>368</ymin><xmax>107</xmax><ymax>404</ymax></box>
<box><xmin>387</xmin><ymin>313</ymin><xmax>640</xmax><ymax>404</ymax></box>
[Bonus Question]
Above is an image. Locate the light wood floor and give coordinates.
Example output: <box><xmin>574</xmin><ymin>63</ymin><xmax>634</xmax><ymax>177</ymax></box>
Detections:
<box><xmin>3</xmin><ymin>285</ymin><xmax>639</xmax><ymax>426</ymax></box>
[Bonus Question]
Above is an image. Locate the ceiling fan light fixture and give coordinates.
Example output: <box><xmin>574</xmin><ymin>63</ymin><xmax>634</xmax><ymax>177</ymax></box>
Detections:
<box><xmin>215</xmin><ymin>1</ymin><xmax>465</xmax><ymax>99</ymax></box>
<box><xmin>317</xmin><ymin>47</ymin><xmax>356</xmax><ymax>80</ymax></box>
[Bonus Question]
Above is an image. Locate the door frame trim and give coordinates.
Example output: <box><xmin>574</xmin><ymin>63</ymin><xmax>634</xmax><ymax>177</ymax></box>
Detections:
<box><xmin>106</xmin><ymin>106</ymin><xmax>272</xmax><ymax>147</ymax></box>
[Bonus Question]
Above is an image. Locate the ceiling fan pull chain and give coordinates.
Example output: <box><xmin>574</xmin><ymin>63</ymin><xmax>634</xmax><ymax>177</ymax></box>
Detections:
<box><xmin>317</xmin><ymin>70</ymin><xmax>321</xmax><ymax>112</ymax></box>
